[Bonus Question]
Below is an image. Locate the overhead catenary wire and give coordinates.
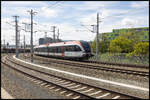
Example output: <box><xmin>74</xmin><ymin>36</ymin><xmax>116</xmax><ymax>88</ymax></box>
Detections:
<box><xmin>79</xmin><ymin>6</ymin><xmax>148</xmax><ymax>32</ymax></box>
<box><xmin>103</xmin><ymin>6</ymin><xmax>148</xmax><ymax>19</ymax></box>
<box><xmin>47</xmin><ymin>1</ymin><xmax>62</xmax><ymax>8</ymax></box>
<box><xmin>2</xmin><ymin>2</ymin><xmax>148</xmax><ymax>46</ymax></box>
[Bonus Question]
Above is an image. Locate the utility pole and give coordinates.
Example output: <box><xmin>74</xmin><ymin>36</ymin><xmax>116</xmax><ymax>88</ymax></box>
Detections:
<box><xmin>24</xmin><ymin>35</ymin><xmax>26</xmax><ymax>55</ymax></box>
<box><xmin>45</xmin><ymin>32</ymin><xmax>47</xmax><ymax>38</ymax></box>
<box><xmin>96</xmin><ymin>13</ymin><xmax>99</xmax><ymax>60</ymax></box>
<box><xmin>3</xmin><ymin>38</ymin><xmax>5</xmax><ymax>48</ymax></box>
<box><xmin>57</xmin><ymin>29</ymin><xmax>59</xmax><ymax>42</ymax></box>
<box><xmin>18</xmin><ymin>30</ymin><xmax>20</xmax><ymax>49</ymax></box>
<box><xmin>52</xmin><ymin>26</ymin><xmax>56</xmax><ymax>43</ymax></box>
<box><xmin>27</xmin><ymin>9</ymin><xmax>37</xmax><ymax>62</ymax></box>
<box><xmin>13</xmin><ymin>16</ymin><xmax>19</xmax><ymax>58</ymax></box>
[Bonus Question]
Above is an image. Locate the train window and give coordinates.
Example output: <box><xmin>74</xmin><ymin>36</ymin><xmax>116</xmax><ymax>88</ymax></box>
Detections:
<box><xmin>55</xmin><ymin>47</ymin><xmax>57</xmax><ymax>53</ymax></box>
<box><xmin>37</xmin><ymin>48</ymin><xmax>39</xmax><ymax>52</ymax></box>
<box><xmin>41</xmin><ymin>47</ymin><xmax>44</xmax><ymax>52</ymax></box>
<box><xmin>53</xmin><ymin>47</ymin><xmax>55</xmax><ymax>53</ymax></box>
<box><xmin>65</xmin><ymin>46</ymin><xmax>70</xmax><ymax>51</ymax></box>
<box><xmin>42</xmin><ymin>47</ymin><xmax>44</xmax><ymax>52</ymax></box>
<box><xmin>49</xmin><ymin>47</ymin><xmax>51</xmax><ymax>52</ymax></box>
<box><xmin>64</xmin><ymin>46</ymin><xmax>68</xmax><ymax>51</ymax></box>
<box><xmin>45</xmin><ymin>47</ymin><xmax>47</xmax><ymax>52</ymax></box>
<box><xmin>70</xmin><ymin>45</ymin><xmax>75</xmax><ymax>51</ymax></box>
<box><xmin>68</xmin><ymin>46</ymin><xmax>72</xmax><ymax>51</ymax></box>
<box><xmin>41</xmin><ymin>47</ymin><xmax>46</xmax><ymax>52</ymax></box>
<box><xmin>50</xmin><ymin>47</ymin><xmax>52</xmax><ymax>52</ymax></box>
<box><xmin>40</xmin><ymin>47</ymin><xmax>42</xmax><ymax>52</ymax></box>
<box><xmin>80</xmin><ymin>41</ymin><xmax>91</xmax><ymax>52</ymax></box>
<box><xmin>53</xmin><ymin>47</ymin><xmax>57</xmax><ymax>53</ymax></box>
<box><xmin>39</xmin><ymin>48</ymin><xmax>41</xmax><ymax>52</ymax></box>
<box><xmin>48</xmin><ymin>47</ymin><xmax>50</xmax><ymax>52</ymax></box>
<box><xmin>51</xmin><ymin>47</ymin><xmax>54</xmax><ymax>53</ymax></box>
<box><xmin>57</xmin><ymin>46</ymin><xmax>61</xmax><ymax>53</ymax></box>
<box><xmin>74</xmin><ymin>45</ymin><xmax>81</xmax><ymax>51</ymax></box>
<box><xmin>64</xmin><ymin>45</ymin><xmax>76</xmax><ymax>52</ymax></box>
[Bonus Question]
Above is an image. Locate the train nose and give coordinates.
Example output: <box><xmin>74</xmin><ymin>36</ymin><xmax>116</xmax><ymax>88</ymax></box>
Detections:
<box><xmin>85</xmin><ymin>53</ymin><xmax>94</xmax><ymax>57</ymax></box>
<box><xmin>89</xmin><ymin>54</ymin><xmax>94</xmax><ymax>57</ymax></box>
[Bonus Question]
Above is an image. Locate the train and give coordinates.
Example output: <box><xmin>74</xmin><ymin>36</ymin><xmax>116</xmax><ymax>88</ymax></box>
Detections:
<box><xmin>34</xmin><ymin>40</ymin><xmax>94</xmax><ymax>60</ymax></box>
<box><xmin>1</xmin><ymin>48</ymin><xmax>30</xmax><ymax>53</ymax></box>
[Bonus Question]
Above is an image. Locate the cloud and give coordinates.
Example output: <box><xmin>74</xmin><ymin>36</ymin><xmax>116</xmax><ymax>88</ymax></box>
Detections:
<box><xmin>2</xmin><ymin>1</ymin><xmax>47</xmax><ymax>7</ymax></box>
<box><xmin>121</xmin><ymin>16</ymin><xmax>149</xmax><ymax>28</ymax></box>
<box><xmin>39</xmin><ymin>7</ymin><xmax>59</xmax><ymax>18</ymax></box>
<box><xmin>122</xmin><ymin>18</ymin><xmax>136</xmax><ymax>26</ymax></box>
<box><xmin>78</xmin><ymin>13</ymin><xmax>97</xmax><ymax>25</ymax></box>
<box><xmin>1</xmin><ymin>1</ymin><xmax>149</xmax><ymax>45</ymax></box>
<box><xmin>1</xmin><ymin>1</ymin><xmax>48</xmax><ymax>17</ymax></box>
<box><xmin>130</xmin><ymin>1</ymin><xmax>149</xmax><ymax>8</ymax></box>
<box><xmin>2</xmin><ymin>7</ymin><xmax>31</xmax><ymax>17</ymax></box>
<box><xmin>74</xmin><ymin>1</ymin><xmax>118</xmax><ymax>11</ymax></box>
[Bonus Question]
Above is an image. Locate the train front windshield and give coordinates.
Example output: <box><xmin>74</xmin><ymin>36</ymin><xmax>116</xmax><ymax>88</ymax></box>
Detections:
<box><xmin>80</xmin><ymin>41</ymin><xmax>91</xmax><ymax>52</ymax></box>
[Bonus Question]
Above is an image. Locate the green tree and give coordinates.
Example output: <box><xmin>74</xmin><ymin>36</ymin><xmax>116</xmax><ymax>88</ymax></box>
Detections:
<box><xmin>91</xmin><ymin>35</ymin><xmax>110</xmax><ymax>53</ymax></box>
<box><xmin>120</xmin><ymin>29</ymin><xmax>141</xmax><ymax>47</ymax></box>
<box><xmin>91</xmin><ymin>39</ymin><xmax>98</xmax><ymax>53</ymax></box>
<box><xmin>127</xmin><ymin>42</ymin><xmax>149</xmax><ymax>56</ymax></box>
<box><xmin>108</xmin><ymin>37</ymin><xmax>132</xmax><ymax>53</ymax></box>
<box><xmin>99</xmin><ymin>35</ymin><xmax>110</xmax><ymax>53</ymax></box>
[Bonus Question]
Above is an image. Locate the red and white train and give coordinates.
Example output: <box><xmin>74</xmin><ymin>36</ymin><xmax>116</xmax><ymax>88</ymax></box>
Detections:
<box><xmin>34</xmin><ymin>40</ymin><xmax>93</xmax><ymax>60</ymax></box>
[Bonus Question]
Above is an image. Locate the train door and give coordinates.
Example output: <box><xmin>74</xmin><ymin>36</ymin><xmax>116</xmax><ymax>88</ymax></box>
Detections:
<box><xmin>61</xmin><ymin>46</ymin><xmax>65</xmax><ymax>57</ymax></box>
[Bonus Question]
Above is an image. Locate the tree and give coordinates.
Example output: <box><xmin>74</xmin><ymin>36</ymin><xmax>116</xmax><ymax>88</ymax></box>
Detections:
<box><xmin>91</xmin><ymin>39</ymin><xmax>96</xmax><ymax>53</ymax></box>
<box><xmin>108</xmin><ymin>37</ymin><xmax>132</xmax><ymax>53</ymax></box>
<box><xmin>99</xmin><ymin>35</ymin><xmax>110</xmax><ymax>53</ymax></box>
<box><xmin>91</xmin><ymin>35</ymin><xmax>110</xmax><ymax>53</ymax></box>
<box><xmin>127</xmin><ymin>42</ymin><xmax>149</xmax><ymax>56</ymax></box>
<box><xmin>120</xmin><ymin>29</ymin><xmax>141</xmax><ymax>47</ymax></box>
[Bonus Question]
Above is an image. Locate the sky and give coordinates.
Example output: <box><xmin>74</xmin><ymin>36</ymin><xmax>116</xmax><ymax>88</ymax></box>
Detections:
<box><xmin>1</xmin><ymin>1</ymin><xmax>149</xmax><ymax>46</ymax></box>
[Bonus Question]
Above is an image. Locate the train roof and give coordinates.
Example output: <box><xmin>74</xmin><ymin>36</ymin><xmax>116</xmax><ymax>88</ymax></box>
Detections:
<box><xmin>34</xmin><ymin>40</ymin><xmax>88</xmax><ymax>48</ymax></box>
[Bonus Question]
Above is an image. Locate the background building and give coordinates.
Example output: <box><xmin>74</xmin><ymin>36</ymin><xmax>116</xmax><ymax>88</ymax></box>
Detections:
<box><xmin>100</xmin><ymin>27</ymin><xmax>149</xmax><ymax>42</ymax></box>
<box><xmin>39</xmin><ymin>37</ymin><xmax>62</xmax><ymax>45</ymax></box>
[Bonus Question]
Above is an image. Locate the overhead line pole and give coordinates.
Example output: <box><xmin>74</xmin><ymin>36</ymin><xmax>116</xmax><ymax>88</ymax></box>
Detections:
<box><xmin>18</xmin><ymin>30</ymin><xmax>20</xmax><ymax>49</ymax></box>
<box><xmin>27</xmin><ymin>9</ymin><xmax>37</xmax><ymax>62</ymax></box>
<box><xmin>52</xmin><ymin>26</ymin><xmax>56</xmax><ymax>43</ymax></box>
<box><xmin>13</xmin><ymin>15</ymin><xmax>19</xmax><ymax>58</ymax></box>
<box><xmin>24</xmin><ymin>35</ymin><xmax>26</xmax><ymax>56</ymax></box>
<box><xmin>96</xmin><ymin>13</ymin><xmax>99</xmax><ymax>60</ymax></box>
<box><xmin>3</xmin><ymin>36</ymin><xmax>5</xmax><ymax>48</ymax></box>
<box><xmin>57</xmin><ymin>29</ymin><xmax>59</xmax><ymax>41</ymax></box>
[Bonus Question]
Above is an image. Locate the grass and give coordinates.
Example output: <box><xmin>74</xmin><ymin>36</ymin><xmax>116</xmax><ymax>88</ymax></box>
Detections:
<box><xmin>89</xmin><ymin>53</ymin><xmax>149</xmax><ymax>66</ymax></box>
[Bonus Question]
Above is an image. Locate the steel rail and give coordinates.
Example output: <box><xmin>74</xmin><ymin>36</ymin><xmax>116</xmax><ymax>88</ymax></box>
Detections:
<box><xmin>22</xmin><ymin>54</ymin><xmax>149</xmax><ymax>77</ymax></box>
<box><xmin>1</xmin><ymin>55</ymin><xmax>143</xmax><ymax>99</ymax></box>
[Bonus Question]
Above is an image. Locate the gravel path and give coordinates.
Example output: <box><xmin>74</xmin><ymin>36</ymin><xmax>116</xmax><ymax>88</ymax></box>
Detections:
<box><xmin>1</xmin><ymin>64</ymin><xmax>68</xmax><ymax>99</ymax></box>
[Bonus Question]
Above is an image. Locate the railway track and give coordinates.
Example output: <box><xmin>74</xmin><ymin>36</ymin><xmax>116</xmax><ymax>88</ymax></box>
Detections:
<box><xmin>83</xmin><ymin>60</ymin><xmax>149</xmax><ymax>69</ymax></box>
<box><xmin>2</xmin><ymin>55</ymin><xmax>143</xmax><ymax>99</ymax></box>
<box><xmin>22</xmin><ymin>54</ymin><xmax>149</xmax><ymax>77</ymax></box>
